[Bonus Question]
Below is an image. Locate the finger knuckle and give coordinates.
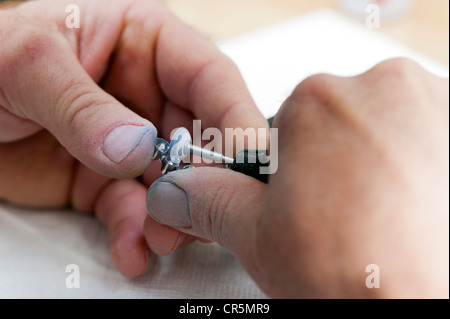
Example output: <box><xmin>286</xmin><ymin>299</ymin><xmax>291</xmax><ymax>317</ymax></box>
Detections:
<box><xmin>125</xmin><ymin>0</ymin><xmax>169</xmax><ymax>26</ymax></box>
<box><xmin>0</xmin><ymin>19</ymin><xmax>60</xmax><ymax>114</ymax></box>
<box><xmin>189</xmin><ymin>176</ymin><xmax>237</xmax><ymax>245</ymax></box>
<box><xmin>10</xmin><ymin>27</ymin><xmax>59</xmax><ymax>66</ymax></box>
<box><xmin>211</xmin><ymin>187</ymin><xmax>236</xmax><ymax>246</ymax></box>
<box><xmin>372</xmin><ymin>58</ymin><xmax>423</xmax><ymax>80</ymax></box>
<box><xmin>276</xmin><ymin>74</ymin><xmax>342</xmax><ymax>129</ymax></box>
<box><xmin>55</xmin><ymin>81</ymin><xmax>109</xmax><ymax>131</ymax></box>
<box><xmin>293</xmin><ymin>74</ymin><xmax>334</xmax><ymax>99</ymax></box>
<box><xmin>193</xmin><ymin>186</ymin><xmax>228</xmax><ymax>245</ymax></box>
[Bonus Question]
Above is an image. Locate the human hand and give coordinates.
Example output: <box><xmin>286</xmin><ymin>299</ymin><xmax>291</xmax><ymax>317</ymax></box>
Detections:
<box><xmin>0</xmin><ymin>0</ymin><xmax>267</xmax><ymax>277</ymax></box>
<box><xmin>145</xmin><ymin>59</ymin><xmax>449</xmax><ymax>298</ymax></box>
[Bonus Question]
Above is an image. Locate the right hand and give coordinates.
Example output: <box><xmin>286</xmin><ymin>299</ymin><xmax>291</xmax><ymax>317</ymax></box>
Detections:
<box><xmin>145</xmin><ymin>59</ymin><xmax>449</xmax><ymax>298</ymax></box>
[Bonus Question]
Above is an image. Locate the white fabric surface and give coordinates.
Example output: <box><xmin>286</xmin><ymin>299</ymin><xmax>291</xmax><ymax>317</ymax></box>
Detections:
<box><xmin>218</xmin><ymin>9</ymin><xmax>449</xmax><ymax>119</ymax></box>
<box><xmin>0</xmin><ymin>204</ymin><xmax>264</xmax><ymax>298</ymax></box>
<box><xmin>0</xmin><ymin>9</ymin><xmax>448</xmax><ymax>299</ymax></box>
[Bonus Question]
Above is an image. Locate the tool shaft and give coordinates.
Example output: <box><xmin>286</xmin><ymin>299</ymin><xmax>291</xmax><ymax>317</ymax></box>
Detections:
<box><xmin>189</xmin><ymin>145</ymin><xmax>234</xmax><ymax>164</ymax></box>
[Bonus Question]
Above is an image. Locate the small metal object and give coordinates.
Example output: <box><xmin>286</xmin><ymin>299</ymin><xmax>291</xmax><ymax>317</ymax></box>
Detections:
<box><xmin>153</xmin><ymin>137</ymin><xmax>179</xmax><ymax>174</ymax></box>
<box><xmin>153</xmin><ymin>127</ymin><xmax>235</xmax><ymax>176</ymax></box>
<box><xmin>168</xmin><ymin>127</ymin><xmax>193</xmax><ymax>165</ymax></box>
<box><xmin>153</xmin><ymin>138</ymin><xmax>169</xmax><ymax>160</ymax></box>
<box><xmin>168</xmin><ymin>127</ymin><xmax>234</xmax><ymax>164</ymax></box>
<box><xmin>227</xmin><ymin>149</ymin><xmax>270</xmax><ymax>183</ymax></box>
<box><xmin>153</xmin><ymin>127</ymin><xmax>269</xmax><ymax>183</ymax></box>
<box><xmin>189</xmin><ymin>144</ymin><xmax>234</xmax><ymax>164</ymax></box>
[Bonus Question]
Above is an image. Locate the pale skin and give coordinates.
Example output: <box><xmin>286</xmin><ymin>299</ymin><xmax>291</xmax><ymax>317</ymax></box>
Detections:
<box><xmin>145</xmin><ymin>59</ymin><xmax>449</xmax><ymax>298</ymax></box>
<box><xmin>0</xmin><ymin>0</ymin><xmax>267</xmax><ymax>277</ymax></box>
<box><xmin>0</xmin><ymin>0</ymin><xmax>448</xmax><ymax>298</ymax></box>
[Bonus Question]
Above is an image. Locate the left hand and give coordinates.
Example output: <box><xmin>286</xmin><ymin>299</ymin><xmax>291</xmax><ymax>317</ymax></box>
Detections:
<box><xmin>0</xmin><ymin>0</ymin><xmax>267</xmax><ymax>277</ymax></box>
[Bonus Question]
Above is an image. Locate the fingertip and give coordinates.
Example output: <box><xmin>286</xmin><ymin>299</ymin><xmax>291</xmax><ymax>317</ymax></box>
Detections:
<box><xmin>95</xmin><ymin>179</ymin><xmax>151</xmax><ymax>277</ymax></box>
<box><xmin>103</xmin><ymin>124</ymin><xmax>156</xmax><ymax>163</ymax></box>
<box><xmin>110</xmin><ymin>221</ymin><xmax>149</xmax><ymax>278</ymax></box>
<box><xmin>99</xmin><ymin>123</ymin><xmax>157</xmax><ymax>179</ymax></box>
<box><xmin>143</xmin><ymin>215</ymin><xmax>187</xmax><ymax>256</ymax></box>
<box><xmin>146</xmin><ymin>167</ymin><xmax>266</xmax><ymax>254</ymax></box>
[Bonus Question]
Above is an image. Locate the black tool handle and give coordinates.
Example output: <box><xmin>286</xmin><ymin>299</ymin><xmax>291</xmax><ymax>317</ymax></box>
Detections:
<box><xmin>228</xmin><ymin>149</ymin><xmax>270</xmax><ymax>183</ymax></box>
<box><xmin>228</xmin><ymin>116</ymin><xmax>275</xmax><ymax>183</ymax></box>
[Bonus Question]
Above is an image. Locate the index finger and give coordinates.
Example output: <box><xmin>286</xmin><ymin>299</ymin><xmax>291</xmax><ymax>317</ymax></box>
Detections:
<box><xmin>155</xmin><ymin>18</ymin><xmax>269</xmax><ymax>142</ymax></box>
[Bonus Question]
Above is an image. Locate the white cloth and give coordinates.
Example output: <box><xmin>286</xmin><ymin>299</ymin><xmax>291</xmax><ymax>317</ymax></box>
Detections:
<box><xmin>218</xmin><ymin>9</ymin><xmax>448</xmax><ymax>119</ymax></box>
<box><xmin>0</xmin><ymin>203</ymin><xmax>265</xmax><ymax>298</ymax></box>
<box><xmin>0</xmin><ymin>9</ymin><xmax>447</xmax><ymax>299</ymax></box>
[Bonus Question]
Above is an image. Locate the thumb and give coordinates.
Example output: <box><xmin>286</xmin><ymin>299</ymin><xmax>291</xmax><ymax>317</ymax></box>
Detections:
<box><xmin>145</xmin><ymin>167</ymin><xmax>267</xmax><ymax>259</ymax></box>
<box><xmin>0</xmin><ymin>32</ymin><xmax>156</xmax><ymax>179</ymax></box>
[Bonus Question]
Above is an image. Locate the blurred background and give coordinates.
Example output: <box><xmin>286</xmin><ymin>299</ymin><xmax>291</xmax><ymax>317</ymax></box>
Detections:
<box><xmin>165</xmin><ymin>0</ymin><xmax>449</xmax><ymax>66</ymax></box>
